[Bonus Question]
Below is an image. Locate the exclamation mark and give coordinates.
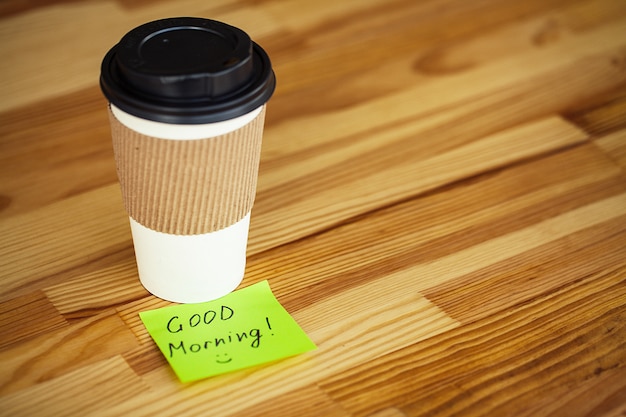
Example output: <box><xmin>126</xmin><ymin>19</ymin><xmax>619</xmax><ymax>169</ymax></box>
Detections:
<box><xmin>266</xmin><ymin>317</ymin><xmax>273</xmax><ymax>335</ymax></box>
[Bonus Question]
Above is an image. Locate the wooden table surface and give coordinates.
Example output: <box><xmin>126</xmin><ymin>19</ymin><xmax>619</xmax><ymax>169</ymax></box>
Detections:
<box><xmin>2</xmin><ymin>0</ymin><xmax>626</xmax><ymax>416</ymax></box>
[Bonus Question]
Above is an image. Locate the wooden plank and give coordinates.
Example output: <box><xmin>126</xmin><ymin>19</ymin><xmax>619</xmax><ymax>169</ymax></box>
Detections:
<box><xmin>0</xmin><ymin>185</ymin><xmax>131</xmax><ymax>300</ymax></box>
<box><xmin>503</xmin><ymin>361</ymin><xmax>626</xmax><ymax>417</ymax></box>
<box><xmin>415</xmin><ymin>0</ymin><xmax>626</xmax><ymax>75</ymax></box>
<box><xmin>0</xmin><ymin>291</ymin><xmax>67</xmax><ymax>349</ymax></box>
<box><xmin>259</xmin><ymin>114</ymin><xmax>586</xmax><ymax>199</ymax></box>
<box><xmin>320</xmin><ymin>264</ymin><xmax>626</xmax><ymax>416</ymax></box>
<box><xmin>423</xmin><ymin>215</ymin><xmax>626</xmax><ymax>323</ymax></box>
<box><xmin>368</xmin><ymin>193</ymin><xmax>626</xmax><ymax>295</ymax></box>
<box><xmin>0</xmin><ymin>309</ymin><xmax>140</xmax><ymax>395</ymax></box>
<box><xmin>0</xmin><ymin>88</ymin><xmax>117</xmax><ymax>218</ymax></box>
<box><xmin>228</xmin><ymin>385</ymin><xmax>350</xmax><ymax>417</ymax></box>
<box><xmin>565</xmin><ymin>90</ymin><xmax>626</xmax><ymax>136</ymax></box>
<box><xmin>247</xmin><ymin>144</ymin><xmax>623</xmax><ymax>312</ymax></box>
<box><xmin>44</xmin><ymin>257</ymin><xmax>147</xmax><ymax>318</ymax></box>
<box><xmin>595</xmin><ymin>129</ymin><xmax>626</xmax><ymax>170</ymax></box>
<box><xmin>251</xmin><ymin>116</ymin><xmax>589</xmax><ymax>253</ymax></box>
<box><xmin>117</xmin><ymin>296</ymin><xmax>171</xmax><ymax>375</ymax></box>
<box><xmin>116</xmin><ymin>296</ymin><xmax>171</xmax><ymax>344</ymax></box>
<box><xmin>366</xmin><ymin>409</ymin><xmax>410</xmax><ymax>417</ymax></box>
<box><xmin>122</xmin><ymin>345</ymin><xmax>169</xmax><ymax>378</ymax></box>
<box><xmin>0</xmin><ymin>355</ymin><xmax>151</xmax><ymax>417</ymax></box>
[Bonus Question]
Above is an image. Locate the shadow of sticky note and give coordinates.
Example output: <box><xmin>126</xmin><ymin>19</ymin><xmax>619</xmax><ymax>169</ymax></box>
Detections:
<box><xmin>139</xmin><ymin>280</ymin><xmax>317</xmax><ymax>382</ymax></box>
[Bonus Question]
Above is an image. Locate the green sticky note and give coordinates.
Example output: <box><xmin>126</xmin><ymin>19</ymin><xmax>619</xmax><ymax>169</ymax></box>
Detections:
<box><xmin>139</xmin><ymin>280</ymin><xmax>316</xmax><ymax>382</ymax></box>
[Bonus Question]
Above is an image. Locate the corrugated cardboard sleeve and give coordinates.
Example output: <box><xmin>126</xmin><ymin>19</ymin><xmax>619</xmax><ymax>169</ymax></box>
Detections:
<box><xmin>109</xmin><ymin>107</ymin><xmax>265</xmax><ymax>235</ymax></box>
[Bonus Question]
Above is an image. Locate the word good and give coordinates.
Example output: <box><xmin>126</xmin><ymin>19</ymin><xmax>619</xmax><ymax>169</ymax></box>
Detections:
<box><xmin>166</xmin><ymin>305</ymin><xmax>234</xmax><ymax>333</ymax></box>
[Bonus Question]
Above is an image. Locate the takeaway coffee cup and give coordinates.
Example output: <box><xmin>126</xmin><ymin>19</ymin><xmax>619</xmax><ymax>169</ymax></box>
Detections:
<box><xmin>100</xmin><ymin>17</ymin><xmax>275</xmax><ymax>303</ymax></box>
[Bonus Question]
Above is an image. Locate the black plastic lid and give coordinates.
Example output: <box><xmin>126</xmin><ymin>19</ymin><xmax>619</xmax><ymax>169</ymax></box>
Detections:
<box><xmin>100</xmin><ymin>17</ymin><xmax>275</xmax><ymax>124</ymax></box>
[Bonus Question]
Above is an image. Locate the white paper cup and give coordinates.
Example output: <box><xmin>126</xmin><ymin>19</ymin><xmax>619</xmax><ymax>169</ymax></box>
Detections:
<box><xmin>100</xmin><ymin>18</ymin><xmax>275</xmax><ymax>303</ymax></box>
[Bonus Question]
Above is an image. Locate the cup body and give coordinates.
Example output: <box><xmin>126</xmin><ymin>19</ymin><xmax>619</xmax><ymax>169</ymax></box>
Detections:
<box><xmin>108</xmin><ymin>104</ymin><xmax>265</xmax><ymax>303</ymax></box>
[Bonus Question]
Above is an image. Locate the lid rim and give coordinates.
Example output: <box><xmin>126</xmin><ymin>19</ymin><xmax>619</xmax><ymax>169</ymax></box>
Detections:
<box><xmin>100</xmin><ymin>18</ymin><xmax>275</xmax><ymax>124</ymax></box>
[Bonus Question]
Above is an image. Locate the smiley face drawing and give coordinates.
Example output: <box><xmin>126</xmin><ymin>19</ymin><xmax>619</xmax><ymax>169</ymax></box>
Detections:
<box><xmin>216</xmin><ymin>353</ymin><xmax>232</xmax><ymax>364</ymax></box>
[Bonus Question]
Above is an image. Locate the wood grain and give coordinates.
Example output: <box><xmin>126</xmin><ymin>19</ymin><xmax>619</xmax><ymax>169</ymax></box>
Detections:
<box><xmin>321</xmin><ymin>264</ymin><xmax>626</xmax><ymax>416</ymax></box>
<box><xmin>0</xmin><ymin>291</ymin><xmax>68</xmax><ymax>348</ymax></box>
<box><xmin>0</xmin><ymin>309</ymin><xmax>140</xmax><ymax>395</ymax></box>
<box><xmin>1</xmin><ymin>0</ymin><xmax>625</xmax><ymax>416</ymax></box>
<box><xmin>1</xmin><ymin>356</ymin><xmax>151</xmax><ymax>417</ymax></box>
